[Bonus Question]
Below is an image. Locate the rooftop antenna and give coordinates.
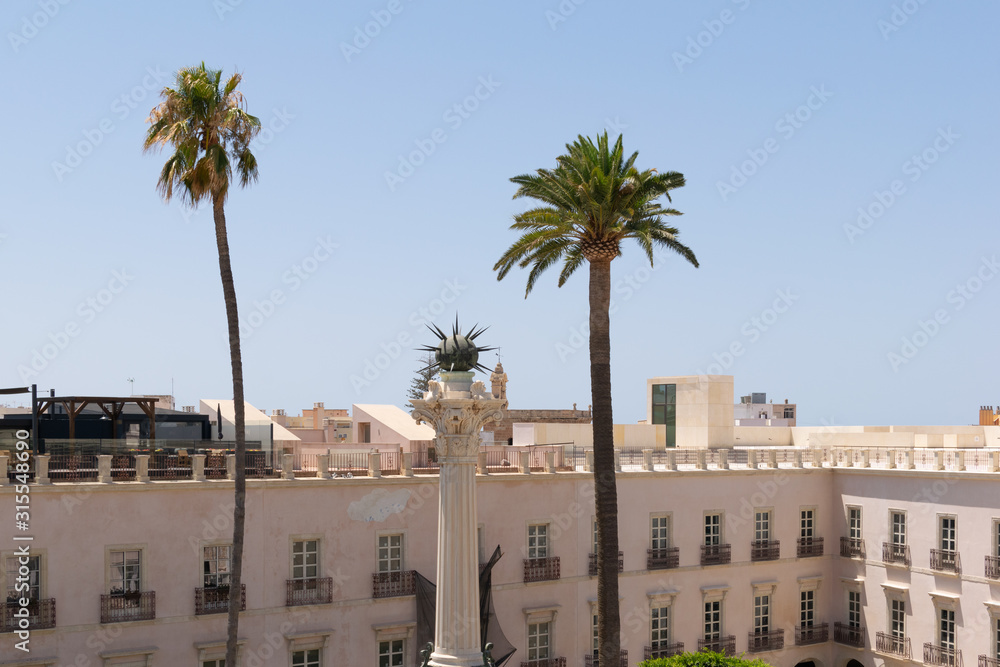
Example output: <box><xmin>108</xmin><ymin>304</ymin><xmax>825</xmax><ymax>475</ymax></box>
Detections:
<box><xmin>127</xmin><ymin>377</ymin><xmax>135</xmax><ymax>395</ymax></box>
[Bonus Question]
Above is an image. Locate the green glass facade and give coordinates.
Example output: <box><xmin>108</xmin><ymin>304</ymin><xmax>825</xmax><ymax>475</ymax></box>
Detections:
<box><xmin>651</xmin><ymin>383</ymin><xmax>676</xmax><ymax>447</ymax></box>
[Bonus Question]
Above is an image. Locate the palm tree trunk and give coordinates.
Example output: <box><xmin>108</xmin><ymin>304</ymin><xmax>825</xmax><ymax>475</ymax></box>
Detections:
<box><xmin>589</xmin><ymin>258</ymin><xmax>621</xmax><ymax>665</ymax></box>
<box><xmin>213</xmin><ymin>194</ymin><xmax>247</xmax><ymax>667</ymax></box>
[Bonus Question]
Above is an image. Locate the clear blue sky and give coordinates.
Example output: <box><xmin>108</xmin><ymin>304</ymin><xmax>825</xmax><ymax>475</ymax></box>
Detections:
<box><xmin>2</xmin><ymin>0</ymin><xmax>998</xmax><ymax>426</ymax></box>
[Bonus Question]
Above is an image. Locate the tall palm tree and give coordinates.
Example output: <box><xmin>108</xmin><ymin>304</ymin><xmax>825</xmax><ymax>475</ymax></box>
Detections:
<box><xmin>494</xmin><ymin>133</ymin><xmax>698</xmax><ymax>665</ymax></box>
<box><xmin>143</xmin><ymin>62</ymin><xmax>260</xmax><ymax>667</ymax></box>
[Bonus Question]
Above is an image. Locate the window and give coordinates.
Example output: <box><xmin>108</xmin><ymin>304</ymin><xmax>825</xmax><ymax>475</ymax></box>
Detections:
<box><xmin>292</xmin><ymin>540</ymin><xmax>319</xmax><ymax>581</ymax></box>
<box><xmin>527</xmin><ymin>621</ymin><xmax>551</xmax><ymax>662</ymax></box>
<box><xmin>848</xmin><ymin>506</ymin><xmax>863</xmax><ymax>541</ymax></box>
<box><xmin>890</xmin><ymin>599</ymin><xmax>906</xmax><ymax>638</ymax></box>
<box><xmin>651</xmin><ymin>515</ymin><xmax>671</xmax><ymax>550</ymax></box>
<box><xmin>651</xmin><ymin>606</ymin><xmax>671</xmax><ymax>648</ymax></box>
<box><xmin>527</xmin><ymin>524</ymin><xmax>548</xmax><ymax>559</ymax></box>
<box><xmin>800</xmin><ymin>509</ymin><xmax>815</xmax><ymax>539</ymax></box>
<box><xmin>783</xmin><ymin>407</ymin><xmax>795</xmax><ymax>419</ymax></box>
<box><xmin>848</xmin><ymin>590</ymin><xmax>862</xmax><ymax>628</ymax></box>
<box><xmin>651</xmin><ymin>383</ymin><xmax>676</xmax><ymax>446</ymax></box>
<box><xmin>994</xmin><ymin>616</ymin><xmax>1000</xmax><ymax>660</ymax></box>
<box><xmin>6</xmin><ymin>554</ymin><xmax>40</xmax><ymax>600</ymax></box>
<box><xmin>754</xmin><ymin>510</ymin><xmax>771</xmax><ymax>542</ymax></box>
<box><xmin>800</xmin><ymin>590</ymin><xmax>815</xmax><ymax>627</ymax></box>
<box><xmin>704</xmin><ymin>600</ymin><xmax>722</xmax><ymax>640</ymax></box>
<box><xmin>110</xmin><ymin>549</ymin><xmax>141</xmax><ymax>593</ymax></box>
<box><xmin>705</xmin><ymin>513</ymin><xmax>722</xmax><ymax>546</ymax></box>
<box><xmin>891</xmin><ymin>511</ymin><xmax>906</xmax><ymax>546</ymax></box>
<box><xmin>939</xmin><ymin>516</ymin><xmax>957</xmax><ymax>552</ymax></box>
<box><xmin>591</xmin><ymin>610</ymin><xmax>599</xmax><ymax>656</ymax></box>
<box><xmin>203</xmin><ymin>545</ymin><xmax>231</xmax><ymax>588</ymax></box>
<box><xmin>378</xmin><ymin>640</ymin><xmax>404</xmax><ymax>667</ymax></box>
<box><xmin>753</xmin><ymin>594</ymin><xmax>770</xmax><ymax>634</ymax></box>
<box><xmin>203</xmin><ymin>662</ymin><xmax>225</xmax><ymax>667</ymax></box>
<box><xmin>592</xmin><ymin>518</ymin><xmax>599</xmax><ymax>554</ymax></box>
<box><xmin>939</xmin><ymin>608</ymin><xmax>955</xmax><ymax>651</ymax></box>
<box><xmin>292</xmin><ymin>649</ymin><xmax>321</xmax><ymax>667</ymax></box>
<box><xmin>378</xmin><ymin>534</ymin><xmax>402</xmax><ymax>573</ymax></box>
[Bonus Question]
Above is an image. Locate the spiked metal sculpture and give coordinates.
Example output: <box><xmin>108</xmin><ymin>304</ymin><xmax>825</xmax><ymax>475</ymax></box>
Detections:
<box><xmin>418</xmin><ymin>315</ymin><xmax>496</xmax><ymax>375</ymax></box>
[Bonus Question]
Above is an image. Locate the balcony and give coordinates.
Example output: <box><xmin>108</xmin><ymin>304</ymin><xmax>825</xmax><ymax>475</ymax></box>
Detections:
<box><xmin>583</xmin><ymin>650</ymin><xmax>627</xmax><ymax>667</ymax></box>
<box><xmin>978</xmin><ymin>656</ymin><xmax>1000</xmax><ymax>667</ymax></box>
<box><xmin>876</xmin><ymin>632</ymin><xmax>911</xmax><ymax>659</ymax></box>
<box><xmin>930</xmin><ymin>549</ymin><xmax>961</xmax><ymax>574</ymax></box>
<box><xmin>697</xmin><ymin>635</ymin><xmax>737</xmax><ymax>656</ymax></box>
<box><xmin>523</xmin><ymin>557</ymin><xmax>560</xmax><ymax>583</ymax></box>
<box><xmin>797</xmin><ymin>536</ymin><xmax>824</xmax><ymax>558</ymax></box>
<box><xmin>925</xmin><ymin>643</ymin><xmax>962</xmax><ymax>667</ymax></box>
<box><xmin>644</xmin><ymin>643</ymin><xmax>685</xmax><ymax>661</ymax></box>
<box><xmin>795</xmin><ymin>623</ymin><xmax>829</xmax><ymax>646</ymax></box>
<box><xmin>1</xmin><ymin>598</ymin><xmax>56</xmax><ymax>632</ymax></box>
<box><xmin>834</xmin><ymin>622</ymin><xmax>866</xmax><ymax>648</ymax></box>
<box><xmin>285</xmin><ymin>577</ymin><xmax>333</xmax><ymax>606</ymax></box>
<box><xmin>840</xmin><ymin>537</ymin><xmax>865</xmax><ymax>559</ymax></box>
<box><xmin>372</xmin><ymin>570</ymin><xmax>417</xmax><ymax>598</ymax></box>
<box><xmin>520</xmin><ymin>659</ymin><xmax>566</xmax><ymax>667</ymax></box>
<box><xmin>747</xmin><ymin>630</ymin><xmax>784</xmax><ymax>652</ymax></box>
<box><xmin>985</xmin><ymin>556</ymin><xmax>1000</xmax><ymax>579</ymax></box>
<box><xmin>750</xmin><ymin>540</ymin><xmax>780</xmax><ymax>562</ymax></box>
<box><xmin>700</xmin><ymin>543</ymin><xmax>732</xmax><ymax>566</ymax></box>
<box><xmin>883</xmin><ymin>542</ymin><xmax>911</xmax><ymax>566</ymax></box>
<box><xmin>647</xmin><ymin>547</ymin><xmax>680</xmax><ymax>570</ymax></box>
<box><xmin>195</xmin><ymin>584</ymin><xmax>246</xmax><ymax>615</ymax></box>
<box><xmin>100</xmin><ymin>591</ymin><xmax>155</xmax><ymax>623</ymax></box>
<box><xmin>588</xmin><ymin>552</ymin><xmax>623</xmax><ymax>576</ymax></box>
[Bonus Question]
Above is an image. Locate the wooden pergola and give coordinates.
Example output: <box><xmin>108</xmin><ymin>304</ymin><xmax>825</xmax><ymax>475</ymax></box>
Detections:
<box><xmin>35</xmin><ymin>396</ymin><xmax>158</xmax><ymax>440</ymax></box>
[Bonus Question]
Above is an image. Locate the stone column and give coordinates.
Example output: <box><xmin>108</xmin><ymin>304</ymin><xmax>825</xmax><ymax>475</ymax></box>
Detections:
<box><xmin>718</xmin><ymin>449</ymin><xmax>729</xmax><ymax>470</ymax></box>
<box><xmin>98</xmin><ymin>455</ymin><xmax>113</xmax><ymax>483</ymax></box>
<box><xmin>318</xmin><ymin>454</ymin><xmax>332</xmax><ymax>479</ymax></box>
<box><xmin>586</xmin><ymin>450</ymin><xmax>595</xmax><ymax>472</ymax></box>
<box><xmin>519</xmin><ymin>450</ymin><xmax>531</xmax><ymax>474</ymax></box>
<box><xmin>477</xmin><ymin>451</ymin><xmax>489</xmax><ymax>476</ymax></box>
<box><xmin>642</xmin><ymin>449</ymin><xmax>653</xmax><ymax>471</ymax></box>
<box><xmin>368</xmin><ymin>452</ymin><xmax>382</xmax><ymax>479</ymax></box>
<box><xmin>136</xmin><ymin>455</ymin><xmax>150</xmax><ymax>483</ymax></box>
<box><xmin>696</xmin><ymin>449</ymin><xmax>707</xmax><ymax>470</ymax></box>
<box><xmin>767</xmin><ymin>450</ymin><xmax>778</xmax><ymax>469</ymax></box>
<box><xmin>35</xmin><ymin>455</ymin><xmax>51</xmax><ymax>484</ymax></box>
<box><xmin>544</xmin><ymin>451</ymin><xmax>556</xmax><ymax>474</ymax></box>
<box><xmin>747</xmin><ymin>449</ymin><xmax>757</xmax><ymax>469</ymax></box>
<box><xmin>192</xmin><ymin>454</ymin><xmax>206</xmax><ymax>482</ymax></box>
<box><xmin>614</xmin><ymin>450</ymin><xmax>622</xmax><ymax>473</ymax></box>
<box><xmin>665</xmin><ymin>450</ymin><xmax>676</xmax><ymax>471</ymax></box>
<box><xmin>0</xmin><ymin>456</ymin><xmax>8</xmax><ymax>486</ymax></box>
<box><xmin>402</xmin><ymin>452</ymin><xmax>414</xmax><ymax>478</ymax></box>
<box><xmin>411</xmin><ymin>371</ymin><xmax>505</xmax><ymax>667</ymax></box>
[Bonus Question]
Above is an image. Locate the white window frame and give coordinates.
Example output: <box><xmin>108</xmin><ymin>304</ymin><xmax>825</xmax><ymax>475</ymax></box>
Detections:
<box><xmin>754</xmin><ymin>508</ymin><xmax>773</xmax><ymax>543</ymax></box>
<box><xmin>890</xmin><ymin>510</ymin><xmax>907</xmax><ymax>546</ymax></box>
<box><xmin>290</xmin><ymin>536</ymin><xmax>321</xmax><ymax>582</ymax></box>
<box><xmin>202</xmin><ymin>543</ymin><xmax>233</xmax><ymax>588</ymax></box>
<box><xmin>704</xmin><ymin>511</ymin><xmax>724</xmax><ymax>546</ymax></box>
<box><xmin>526</xmin><ymin>620</ymin><xmax>552</xmax><ymax>662</ymax></box>
<box><xmin>701</xmin><ymin>585</ymin><xmax>728</xmax><ymax>641</ymax></box>
<box><xmin>889</xmin><ymin>598</ymin><xmax>906</xmax><ymax>639</ymax></box>
<box><xmin>3</xmin><ymin>549</ymin><xmax>45</xmax><ymax>600</ymax></box>
<box><xmin>650</xmin><ymin>513</ymin><xmax>672</xmax><ymax>551</ymax></box>
<box><xmin>938</xmin><ymin>515</ymin><xmax>957</xmax><ymax>552</ymax></box>
<box><xmin>373</xmin><ymin>621</ymin><xmax>415</xmax><ymax>667</ymax></box>
<box><xmin>527</xmin><ymin>523</ymin><xmax>549</xmax><ymax>560</ymax></box>
<box><xmin>848</xmin><ymin>505</ymin><xmax>863</xmax><ymax>541</ymax></box>
<box><xmin>104</xmin><ymin>543</ymin><xmax>146</xmax><ymax>594</ymax></box>
<box><xmin>98</xmin><ymin>647</ymin><xmax>157</xmax><ymax>667</ymax></box>
<box><xmin>848</xmin><ymin>590</ymin><xmax>862</xmax><ymax>628</ymax></box>
<box><xmin>800</xmin><ymin>507</ymin><xmax>816</xmax><ymax>539</ymax></box>
<box><xmin>377</xmin><ymin>532</ymin><xmax>404</xmax><ymax>573</ymax></box>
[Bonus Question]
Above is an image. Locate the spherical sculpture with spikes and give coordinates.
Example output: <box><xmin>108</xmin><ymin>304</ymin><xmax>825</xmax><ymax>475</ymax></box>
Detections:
<box><xmin>419</xmin><ymin>316</ymin><xmax>496</xmax><ymax>375</ymax></box>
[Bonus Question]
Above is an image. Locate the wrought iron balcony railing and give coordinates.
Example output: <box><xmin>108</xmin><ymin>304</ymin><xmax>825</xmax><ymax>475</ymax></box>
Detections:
<box><xmin>523</xmin><ymin>556</ymin><xmax>560</xmax><ymax>583</ymax></box>
<box><xmin>588</xmin><ymin>552</ymin><xmax>624</xmax><ymax>576</ymax></box>
<box><xmin>797</xmin><ymin>536</ymin><xmax>824</xmax><ymax>557</ymax></box>
<box><xmin>883</xmin><ymin>542</ymin><xmax>911</xmax><ymax>566</ymax></box>
<box><xmin>100</xmin><ymin>591</ymin><xmax>155</xmax><ymax>623</ymax></box>
<box><xmin>700</xmin><ymin>543</ymin><xmax>732</xmax><ymax>566</ymax></box>
<box><xmin>195</xmin><ymin>584</ymin><xmax>246</xmax><ymax>615</ymax></box>
<box><xmin>647</xmin><ymin>547</ymin><xmax>679</xmax><ymax>570</ymax></box>
<box><xmin>795</xmin><ymin>623</ymin><xmax>829</xmax><ymax>645</ymax></box>
<box><xmin>834</xmin><ymin>622</ymin><xmax>865</xmax><ymax>648</ymax></box>
<box><xmin>925</xmin><ymin>643</ymin><xmax>962</xmax><ymax>667</ymax></box>
<box><xmin>840</xmin><ymin>537</ymin><xmax>865</xmax><ymax>559</ymax></box>
<box><xmin>285</xmin><ymin>577</ymin><xmax>333</xmax><ymax>606</ymax></box>
<box><xmin>875</xmin><ymin>631</ymin><xmax>911</xmax><ymax>659</ymax></box>
<box><xmin>1</xmin><ymin>598</ymin><xmax>56</xmax><ymax>632</ymax></box>
<box><xmin>985</xmin><ymin>555</ymin><xmax>1000</xmax><ymax>579</ymax></box>
<box><xmin>750</xmin><ymin>540</ymin><xmax>780</xmax><ymax>561</ymax></box>
<box><xmin>747</xmin><ymin>630</ymin><xmax>784</xmax><ymax>652</ymax></box>
<box><xmin>644</xmin><ymin>643</ymin><xmax>685</xmax><ymax>661</ymax></box>
<box><xmin>697</xmin><ymin>635</ymin><xmax>737</xmax><ymax>656</ymax></box>
<box><xmin>372</xmin><ymin>570</ymin><xmax>417</xmax><ymax>598</ymax></box>
<box><xmin>519</xmin><ymin>658</ymin><xmax>566</xmax><ymax>667</ymax></box>
<box><xmin>583</xmin><ymin>650</ymin><xmax>627</xmax><ymax>667</ymax></box>
<box><xmin>930</xmin><ymin>549</ymin><xmax>961</xmax><ymax>574</ymax></box>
